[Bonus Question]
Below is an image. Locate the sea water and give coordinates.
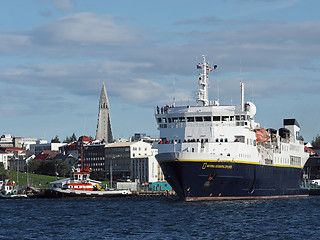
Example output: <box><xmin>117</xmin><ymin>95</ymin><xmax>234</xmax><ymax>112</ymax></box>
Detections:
<box><xmin>1</xmin><ymin>196</ymin><xmax>319</xmax><ymax>239</ymax></box>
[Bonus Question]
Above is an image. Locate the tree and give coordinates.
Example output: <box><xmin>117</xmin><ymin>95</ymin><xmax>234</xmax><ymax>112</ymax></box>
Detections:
<box><xmin>27</xmin><ymin>159</ymin><xmax>70</xmax><ymax>177</ymax></box>
<box><xmin>312</xmin><ymin>135</ymin><xmax>320</xmax><ymax>148</ymax></box>
<box><xmin>63</xmin><ymin>133</ymin><xmax>77</xmax><ymax>143</ymax></box>
<box><xmin>51</xmin><ymin>135</ymin><xmax>61</xmax><ymax>143</ymax></box>
<box><xmin>70</xmin><ymin>133</ymin><xmax>77</xmax><ymax>142</ymax></box>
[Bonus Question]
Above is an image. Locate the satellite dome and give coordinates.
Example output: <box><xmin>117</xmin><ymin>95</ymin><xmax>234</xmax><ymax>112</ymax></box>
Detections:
<box><xmin>244</xmin><ymin>102</ymin><xmax>256</xmax><ymax>118</ymax></box>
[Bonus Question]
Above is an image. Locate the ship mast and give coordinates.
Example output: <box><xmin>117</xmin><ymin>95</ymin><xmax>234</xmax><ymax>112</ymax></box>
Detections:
<box><xmin>197</xmin><ymin>55</ymin><xmax>209</xmax><ymax>106</ymax></box>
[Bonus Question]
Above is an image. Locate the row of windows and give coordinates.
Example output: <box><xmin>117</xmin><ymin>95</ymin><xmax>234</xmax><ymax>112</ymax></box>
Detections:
<box><xmin>132</xmin><ymin>147</ymin><xmax>148</xmax><ymax>151</ymax></box>
<box><xmin>85</xmin><ymin>157</ymin><xmax>104</xmax><ymax>161</ymax></box>
<box><xmin>158</xmin><ymin>115</ymin><xmax>250</xmax><ymax>124</ymax></box>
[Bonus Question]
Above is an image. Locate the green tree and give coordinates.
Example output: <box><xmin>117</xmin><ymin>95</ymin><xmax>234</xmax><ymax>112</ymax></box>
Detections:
<box><xmin>64</xmin><ymin>133</ymin><xmax>77</xmax><ymax>143</ymax></box>
<box><xmin>51</xmin><ymin>135</ymin><xmax>61</xmax><ymax>143</ymax></box>
<box><xmin>0</xmin><ymin>163</ymin><xmax>8</xmax><ymax>181</ymax></box>
<box><xmin>70</xmin><ymin>133</ymin><xmax>77</xmax><ymax>142</ymax></box>
<box><xmin>312</xmin><ymin>135</ymin><xmax>320</xmax><ymax>148</ymax></box>
<box><xmin>27</xmin><ymin>160</ymin><xmax>41</xmax><ymax>173</ymax></box>
<box><xmin>27</xmin><ymin>159</ymin><xmax>70</xmax><ymax>177</ymax></box>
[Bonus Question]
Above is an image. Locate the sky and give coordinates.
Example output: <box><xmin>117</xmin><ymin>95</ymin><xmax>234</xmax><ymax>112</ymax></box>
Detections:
<box><xmin>0</xmin><ymin>0</ymin><xmax>319</xmax><ymax>143</ymax></box>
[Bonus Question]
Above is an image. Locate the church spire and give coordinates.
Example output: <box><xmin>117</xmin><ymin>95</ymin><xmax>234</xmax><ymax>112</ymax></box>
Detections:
<box><xmin>96</xmin><ymin>83</ymin><xmax>113</xmax><ymax>143</ymax></box>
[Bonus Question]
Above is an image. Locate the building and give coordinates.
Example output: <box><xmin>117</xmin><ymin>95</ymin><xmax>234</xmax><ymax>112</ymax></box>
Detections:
<box><xmin>83</xmin><ymin>141</ymin><xmax>106</xmax><ymax>174</ymax></box>
<box><xmin>105</xmin><ymin>141</ymin><xmax>167</xmax><ymax>186</ymax></box>
<box><xmin>59</xmin><ymin>136</ymin><xmax>92</xmax><ymax>159</ymax></box>
<box><xmin>96</xmin><ymin>83</ymin><xmax>113</xmax><ymax>143</ymax></box>
<box><xmin>0</xmin><ymin>147</ymin><xmax>26</xmax><ymax>171</ymax></box>
<box><xmin>131</xmin><ymin>148</ymin><xmax>165</xmax><ymax>183</ymax></box>
<box><xmin>0</xmin><ymin>150</ymin><xmax>10</xmax><ymax>169</ymax></box>
<box><xmin>105</xmin><ymin>141</ymin><xmax>152</xmax><ymax>183</ymax></box>
<box><xmin>303</xmin><ymin>149</ymin><xmax>320</xmax><ymax>180</ymax></box>
<box><xmin>0</xmin><ymin>134</ymin><xmax>38</xmax><ymax>150</ymax></box>
<box><xmin>0</xmin><ymin>134</ymin><xmax>14</xmax><ymax>147</ymax></box>
<box><xmin>29</xmin><ymin>140</ymin><xmax>66</xmax><ymax>155</ymax></box>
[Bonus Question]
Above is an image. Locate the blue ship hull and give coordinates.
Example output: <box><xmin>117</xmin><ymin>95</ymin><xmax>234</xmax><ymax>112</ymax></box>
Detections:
<box><xmin>158</xmin><ymin>158</ymin><xmax>308</xmax><ymax>201</ymax></box>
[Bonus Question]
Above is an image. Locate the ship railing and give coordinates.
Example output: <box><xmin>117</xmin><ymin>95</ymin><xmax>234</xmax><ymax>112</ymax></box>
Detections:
<box><xmin>257</xmin><ymin>144</ymin><xmax>273</xmax><ymax>165</ymax></box>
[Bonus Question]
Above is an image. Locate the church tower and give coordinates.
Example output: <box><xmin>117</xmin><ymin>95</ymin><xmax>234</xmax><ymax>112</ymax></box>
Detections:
<box><xmin>96</xmin><ymin>83</ymin><xmax>114</xmax><ymax>143</ymax></box>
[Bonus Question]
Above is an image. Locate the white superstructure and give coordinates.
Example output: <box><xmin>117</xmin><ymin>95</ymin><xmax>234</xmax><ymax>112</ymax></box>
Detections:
<box><xmin>156</xmin><ymin>56</ymin><xmax>308</xmax><ymax>169</ymax></box>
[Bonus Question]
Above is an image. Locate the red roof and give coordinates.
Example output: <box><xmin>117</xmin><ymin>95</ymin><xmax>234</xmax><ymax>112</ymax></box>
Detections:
<box><xmin>0</xmin><ymin>147</ymin><xmax>25</xmax><ymax>152</ymax></box>
<box><xmin>34</xmin><ymin>154</ymin><xmax>49</xmax><ymax>161</ymax></box>
<box><xmin>78</xmin><ymin>136</ymin><xmax>91</xmax><ymax>142</ymax></box>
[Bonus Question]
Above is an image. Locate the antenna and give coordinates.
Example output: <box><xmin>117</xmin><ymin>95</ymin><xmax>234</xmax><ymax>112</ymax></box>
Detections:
<box><xmin>240</xmin><ymin>82</ymin><xmax>245</xmax><ymax>111</ymax></box>
<box><xmin>196</xmin><ymin>55</ymin><xmax>209</xmax><ymax>106</ymax></box>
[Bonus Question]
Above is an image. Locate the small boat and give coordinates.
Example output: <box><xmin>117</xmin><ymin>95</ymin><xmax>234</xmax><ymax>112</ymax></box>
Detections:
<box><xmin>50</xmin><ymin>165</ymin><xmax>132</xmax><ymax>197</ymax></box>
<box><xmin>50</xmin><ymin>143</ymin><xmax>132</xmax><ymax>198</ymax></box>
<box><xmin>0</xmin><ymin>179</ymin><xmax>28</xmax><ymax>199</ymax></box>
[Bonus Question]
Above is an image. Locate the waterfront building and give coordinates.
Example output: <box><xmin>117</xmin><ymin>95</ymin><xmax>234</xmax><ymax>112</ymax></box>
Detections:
<box><xmin>96</xmin><ymin>83</ymin><xmax>113</xmax><ymax>143</ymax></box>
<box><xmin>83</xmin><ymin>141</ymin><xmax>106</xmax><ymax>179</ymax></box>
<box><xmin>105</xmin><ymin>141</ymin><xmax>152</xmax><ymax>183</ymax></box>
<box><xmin>0</xmin><ymin>147</ymin><xmax>26</xmax><ymax>171</ymax></box>
<box><xmin>105</xmin><ymin>141</ymin><xmax>167</xmax><ymax>186</ymax></box>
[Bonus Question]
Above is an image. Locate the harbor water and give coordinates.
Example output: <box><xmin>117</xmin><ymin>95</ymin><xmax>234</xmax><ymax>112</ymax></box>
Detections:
<box><xmin>1</xmin><ymin>196</ymin><xmax>320</xmax><ymax>239</ymax></box>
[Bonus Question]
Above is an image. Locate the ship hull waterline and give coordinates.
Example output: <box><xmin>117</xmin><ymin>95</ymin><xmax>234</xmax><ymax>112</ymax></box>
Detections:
<box><xmin>156</xmin><ymin>152</ymin><xmax>308</xmax><ymax>201</ymax></box>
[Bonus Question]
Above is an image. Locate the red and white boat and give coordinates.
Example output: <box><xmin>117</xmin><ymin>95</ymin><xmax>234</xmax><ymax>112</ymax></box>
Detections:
<box><xmin>50</xmin><ymin>165</ymin><xmax>132</xmax><ymax>197</ymax></box>
<box><xmin>50</xmin><ymin>143</ymin><xmax>132</xmax><ymax>198</ymax></box>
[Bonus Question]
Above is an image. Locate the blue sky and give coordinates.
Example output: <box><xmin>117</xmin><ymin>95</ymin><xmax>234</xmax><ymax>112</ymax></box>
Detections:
<box><xmin>0</xmin><ymin>0</ymin><xmax>319</xmax><ymax>142</ymax></box>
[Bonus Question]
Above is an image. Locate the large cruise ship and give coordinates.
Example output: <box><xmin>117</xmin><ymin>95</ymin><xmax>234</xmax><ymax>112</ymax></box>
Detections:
<box><xmin>155</xmin><ymin>55</ymin><xmax>309</xmax><ymax>201</ymax></box>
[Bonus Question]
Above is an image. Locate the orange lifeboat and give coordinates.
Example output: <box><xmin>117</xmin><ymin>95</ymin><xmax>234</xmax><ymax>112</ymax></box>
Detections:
<box><xmin>255</xmin><ymin>128</ymin><xmax>270</xmax><ymax>142</ymax></box>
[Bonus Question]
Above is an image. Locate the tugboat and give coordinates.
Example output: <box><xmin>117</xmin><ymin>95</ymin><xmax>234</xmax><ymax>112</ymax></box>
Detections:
<box><xmin>50</xmin><ymin>143</ymin><xmax>132</xmax><ymax>198</ymax></box>
<box><xmin>0</xmin><ymin>179</ymin><xmax>28</xmax><ymax>199</ymax></box>
<box><xmin>155</xmin><ymin>55</ymin><xmax>309</xmax><ymax>201</ymax></box>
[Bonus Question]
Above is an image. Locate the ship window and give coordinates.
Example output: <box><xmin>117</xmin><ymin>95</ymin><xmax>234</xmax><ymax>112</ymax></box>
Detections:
<box><xmin>220</xmin><ymin>138</ymin><xmax>223</xmax><ymax>142</ymax></box>
<box><xmin>222</xmin><ymin>116</ymin><xmax>229</xmax><ymax>121</ymax></box>
<box><xmin>235</xmin><ymin>115</ymin><xmax>240</xmax><ymax>121</ymax></box>
<box><xmin>195</xmin><ymin>117</ymin><xmax>203</xmax><ymax>122</ymax></box>
<box><xmin>230</xmin><ymin>116</ymin><xmax>234</xmax><ymax>121</ymax></box>
<box><xmin>215</xmin><ymin>139</ymin><xmax>219</xmax><ymax>142</ymax></box>
<box><xmin>157</xmin><ymin>118</ymin><xmax>161</xmax><ymax>123</ymax></box>
<box><xmin>225</xmin><ymin>138</ymin><xmax>228</xmax><ymax>142</ymax></box>
<box><xmin>161</xmin><ymin>118</ymin><xmax>167</xmax><ymax>123</ymax></box>
<box><xmin>203</xmin><ymin>116</ymin><xmax>211</xmax><ymax>121</ymax></box>
<box><xmin>241</xmin><ymin>115</ymin><xmax>245</xmax><ymax>120</ymax></box>
<box><xmin>187</xmin><ymin>117</ymin><xmax>194</xmax><ymax>122</ymax></box>
<box><xmin>168</xmin><ymin>118</ymin><xmax>172</xmax><ymax>123</ymax></box>
<box><xmin>212</xmin><ymin>116</ymin><xmax>220</xmax><ymax>121</ymax></box>
<box><xmin>235</xmin><ymin>136</ymin><xmax>245</xmax><ymax>143</ymax></box>
<box><xmin>179</xmin><ymin>117</ymin><xmax>186</xmax><ymax>122</ymax></box>
<box><xmin>172</xmin><ymin>117</ymin><xmax>178</xmax><ymax>123</ymax></box>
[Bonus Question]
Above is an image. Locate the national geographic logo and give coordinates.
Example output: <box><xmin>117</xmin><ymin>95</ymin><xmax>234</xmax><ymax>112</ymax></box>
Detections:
<box><xmin>202</xmin><ymin>163</ymin><xmax>232</xmax><ymax>169</ymax></box>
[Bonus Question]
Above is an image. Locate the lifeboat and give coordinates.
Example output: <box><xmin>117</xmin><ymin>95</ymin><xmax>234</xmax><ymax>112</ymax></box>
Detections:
<box><xmin>255</xmin><ymin>128</ymin><xmax>270</xmax><ymax>142</ymax></box>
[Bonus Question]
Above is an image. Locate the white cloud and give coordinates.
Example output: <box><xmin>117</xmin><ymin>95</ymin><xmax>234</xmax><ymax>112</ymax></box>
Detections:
<box><xmin>32</xmin><ymin>13</ymin><xmax>142</xmax><ymax>46</ymax></box>
<box><xmin>52</xmin><ymin>0</ymin><xmax>76</xmax><ymax>11</ymax></box>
